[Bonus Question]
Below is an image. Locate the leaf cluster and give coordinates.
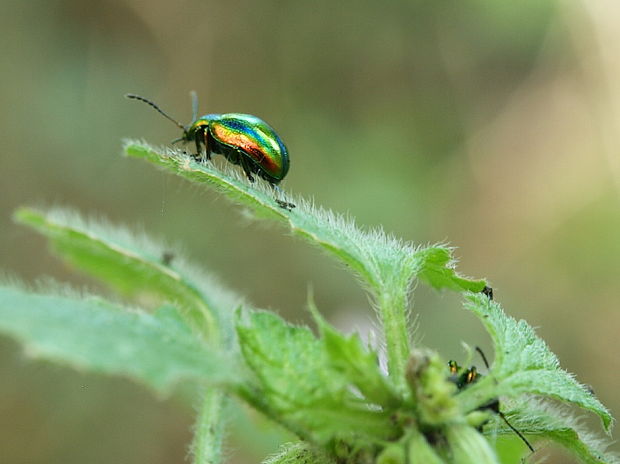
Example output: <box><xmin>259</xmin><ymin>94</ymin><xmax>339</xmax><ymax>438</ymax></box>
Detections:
<box><xmin>0</xmin><ymin>141</ymin><xmax>615</xmax><ymax>464</ymax></box>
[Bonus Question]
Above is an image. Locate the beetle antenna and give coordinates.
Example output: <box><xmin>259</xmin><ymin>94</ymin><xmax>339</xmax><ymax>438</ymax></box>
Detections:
<box><xmin>474</xmin><ymin>346</ymin><xmax>534</xmax><ymax>452</ymax></box>
<box><xmin>190</xmin><ymin>90</ymin><xmax>199</xmax><ymax>122</ymax></box>
<box><xmin>125</xmin><ymin>94</ymin><xmax>186</xmax><ymax>132</ymax></box>
<box><xmin>498</xmin><ymin>412</ymin><xmax>535</xmax><ymax>453</ymax></box>
<box><xmin>475</xmin><ymin>346</ymin><xmax>491</xmax><ymax>370</ymax></box>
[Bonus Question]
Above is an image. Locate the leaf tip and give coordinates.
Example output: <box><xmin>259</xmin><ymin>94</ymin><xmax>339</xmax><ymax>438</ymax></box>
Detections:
<box><xmin>12</xmin><ymin>206</ymin><xmax>41</xmax><ymax>226</ymax></box>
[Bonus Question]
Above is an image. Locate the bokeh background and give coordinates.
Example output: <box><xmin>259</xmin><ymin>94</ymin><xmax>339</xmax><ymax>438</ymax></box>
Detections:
<box><xmin>1</xmin><ymin>1</ymin><xmax>619</xmax><ymax>463</ymax></box>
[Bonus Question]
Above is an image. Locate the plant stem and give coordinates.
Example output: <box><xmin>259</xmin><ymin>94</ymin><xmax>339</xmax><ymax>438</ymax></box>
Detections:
<box><xmin>191</xmin><ymin>276</ymin><xmax>228</xmax><ymax>464</ymax></box>
<box><xmin>378</xmin><ymin>288</ymin><xmax>411</xmax><ymax>395</ymax></box>
<box><xmin>191</xmin><ymin>388</ymin><xmax>227</xmax><ymax>464</ymax></box>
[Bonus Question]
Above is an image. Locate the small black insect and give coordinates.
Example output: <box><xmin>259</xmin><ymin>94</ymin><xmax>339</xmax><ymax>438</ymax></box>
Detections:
<box><xmin>481</xmin><ymin>285</ymin><xmax>494</xmax><ymax>299</ymax></box>
<box><xmin>161</xmin><ymin>251</ymin><xmax>175</xmax><ymax>266</ymax></box>
<box><xmin>448</xmin><ymin>347</ymin><xmax>534</xmax><ymax>453</ymax></box>
<box><xmin>275</xmin><ymin>199</ymin><xmax>296</xmax><ymax>211</ymax></box>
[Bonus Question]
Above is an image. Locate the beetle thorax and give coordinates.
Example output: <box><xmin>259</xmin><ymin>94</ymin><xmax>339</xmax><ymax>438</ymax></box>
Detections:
<box><xmin>185</xmin><ymin>119</ymin><xmax>210</xmax><ymax>142</ymax></box>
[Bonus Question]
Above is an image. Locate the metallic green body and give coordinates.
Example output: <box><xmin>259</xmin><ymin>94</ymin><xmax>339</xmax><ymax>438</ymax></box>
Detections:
<box><xmin>126</xmin><ymin>92</ymin><xmax>290</xmax><ymax>186</ymax></box>
<box><xmin>186</xmin><ymin>113</ymin><xmax>289</xmax><ymax>184</ymax></box>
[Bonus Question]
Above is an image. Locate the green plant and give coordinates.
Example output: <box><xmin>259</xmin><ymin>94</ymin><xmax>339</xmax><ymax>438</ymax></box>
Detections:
<box><xmin>0</xmin><ymin>140</ymin><xmax>615</xmax><ymax>464</ymax></box>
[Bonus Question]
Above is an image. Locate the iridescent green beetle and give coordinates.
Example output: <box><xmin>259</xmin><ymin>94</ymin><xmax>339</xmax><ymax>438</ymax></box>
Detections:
<box><xmin>126</xmin><ymin>93</ymin><xmax>290</xmax><ymax>186</ymax></box>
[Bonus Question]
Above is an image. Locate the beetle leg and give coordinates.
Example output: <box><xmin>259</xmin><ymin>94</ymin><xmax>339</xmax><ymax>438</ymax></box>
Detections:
<box><xmin>191</xmin><ymin>128</ymin><xmax>205</xmax><ymax>161</ymax></box>
<box><xmin>203</xmin><ymin>128</ymin><xmax>213</xmax><ymax>161</ymax></box>
<box><xmin>240</xmin><ymin>157</ymin><xmax>255</xmax><ymax>182</ymax></box>
<box><xmin>193</xmin><ymin>138</ymin><xmax>202</xmax><ymax>161</ymax></box>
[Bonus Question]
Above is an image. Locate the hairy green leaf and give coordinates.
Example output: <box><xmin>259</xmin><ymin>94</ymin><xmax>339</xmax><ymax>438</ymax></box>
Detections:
<box><xmin>124</xmin><ymin>140</ymin><xmax>486</xmax><ymax>388</ymax></box>
<box><xmin>407</xmin><ymin>429</ymin><xmax>446</xmax><ymax>464</ymax></box>
<box><xmin>14</xmin><ymin>206</ymin><xmax>244</xmax><ymax>464</ymax></box>
<box><xmin>445</xmin><ymin>424</ymin><xmax>499</xmax><ymax>464</ymax></box>
<box><xmin>458</xmin><ymin>293</ymin><xmax>613</xmax><ymax>432</ymax></box>
<box><xmin>236</xmin><ymin>310</ymin><xmax>397</xmax><ymax>444</ymax></box>
<box><xmin>496</xmin><ymin>400</ymin><xmax>619</xmax><ymax>464</ymax></box>
<box><xmin>309</xmin><ymin>298</ymin><xmax>399</xmax><ymax>407</ymax></box>
<box><xmin>413</xmin><ymin>247</ymin><xmax>487</xmax><ymax>293</ymax></box>
<box><xmin>123</xmin><ymin>142</ymin><xmax>484</xmax><ymax>295</ymax></box>
<box><xmin>376</xmin><ymin>442</ymin><xmax>406</xmax><ymax>464</ymax></box>
<box><xmin>0</xmin><ymin>284</ymin><xmax>239</xmax><ymax>393</ymax></box>
<box><xmin>15</xmin><ymin>206</ymin><xmax>238</xmax><ymax>343</ymax></box>
<box><xmin>262</xmin><ymin>442</ymin><xmax>336</xmax><ymax>464</ymax></box>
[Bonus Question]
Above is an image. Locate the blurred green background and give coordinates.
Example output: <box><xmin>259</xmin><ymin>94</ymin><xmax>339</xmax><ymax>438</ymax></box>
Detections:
<box><xmin>1</xmin><ymin>1</ymin><xmax>618</xmax><ymax>463</ymax></box>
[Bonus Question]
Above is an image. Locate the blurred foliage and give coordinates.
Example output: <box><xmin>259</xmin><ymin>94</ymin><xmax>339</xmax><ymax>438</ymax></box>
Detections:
<box><xmin>1</xmin><ymin>0</ymin><xmax>618</xmax><ymax>463</ymax></box>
